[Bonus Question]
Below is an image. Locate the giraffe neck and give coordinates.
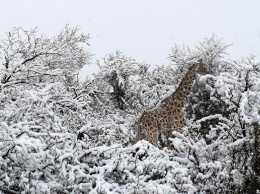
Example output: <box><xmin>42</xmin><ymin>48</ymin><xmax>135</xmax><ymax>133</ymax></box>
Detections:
<box><xmin>171</xmin><ymin>64</ymin><xmax>198</xmax><ymax>103</ymax></box>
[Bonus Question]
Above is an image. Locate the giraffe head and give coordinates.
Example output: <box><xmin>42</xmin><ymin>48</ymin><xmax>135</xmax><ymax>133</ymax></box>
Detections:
<box><xmin>194</xmin><ymin>59</ymin><xmax>208</xmax><ymax>75</ymax></box>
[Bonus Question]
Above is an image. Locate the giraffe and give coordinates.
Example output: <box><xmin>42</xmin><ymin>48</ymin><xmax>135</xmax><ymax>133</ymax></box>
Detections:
<box><xmin>134</xmin><ymin>59</ymin><xmax>208</xmax><ymax>147</ymax></box>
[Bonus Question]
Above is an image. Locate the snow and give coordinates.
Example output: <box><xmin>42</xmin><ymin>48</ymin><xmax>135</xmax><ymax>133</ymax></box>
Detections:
<box><xmin>0</xmin><ymin>27</ymin><xmax>260</xmax><ymax>193</ymax></box>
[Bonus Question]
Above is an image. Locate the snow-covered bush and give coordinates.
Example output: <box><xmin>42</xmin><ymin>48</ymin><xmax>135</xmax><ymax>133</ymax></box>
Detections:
<box><xmin>0</xmin><ymin>27</ymin><xmax>259</xmax><ymax>194</ymax></box>
<box><xmin>94</xmin><ymin>51</ymin><xmax>144</xmax><ymax>111</ymax></box>
<box><xmin>212</xmin><ymin>56</ymin><xmax>260</xmax><ymax>192</ymax></box>
<box><xmin>0</xmin><ymin>26</ymin><xmax>91</xmax><ymax>86</ymax></box>
<box><xmin>0</xmin><ymin>26</ymin><xmax>92</xmax><ymax>193</ymax></box>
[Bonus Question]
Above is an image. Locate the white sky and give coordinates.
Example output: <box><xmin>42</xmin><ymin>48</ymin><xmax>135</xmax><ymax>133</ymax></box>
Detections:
<box><xmin>0</xmin><ymin>0</ymin><xmax>259</xmax><ymax>77</ymax></box>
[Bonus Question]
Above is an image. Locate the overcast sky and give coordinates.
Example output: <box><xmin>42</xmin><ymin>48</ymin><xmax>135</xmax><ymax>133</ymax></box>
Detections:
<box><xmin>0</xmin><ymin>0</ymin><xmax>259</xmax><ymax>77</ymax></box>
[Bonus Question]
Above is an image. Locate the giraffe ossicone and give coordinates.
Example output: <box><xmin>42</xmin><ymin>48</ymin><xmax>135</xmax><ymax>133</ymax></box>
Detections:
<box><xmin>134</xmin><ymin>59</ymin><xmax>208</xmax><ymax>147</ymax></box>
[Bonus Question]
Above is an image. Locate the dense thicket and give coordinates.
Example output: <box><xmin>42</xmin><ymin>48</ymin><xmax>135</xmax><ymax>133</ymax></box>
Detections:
<box><xmin>0</xmin><ymin>27</ymin><xmax>259</xmax><ymax>193</ymax></box>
